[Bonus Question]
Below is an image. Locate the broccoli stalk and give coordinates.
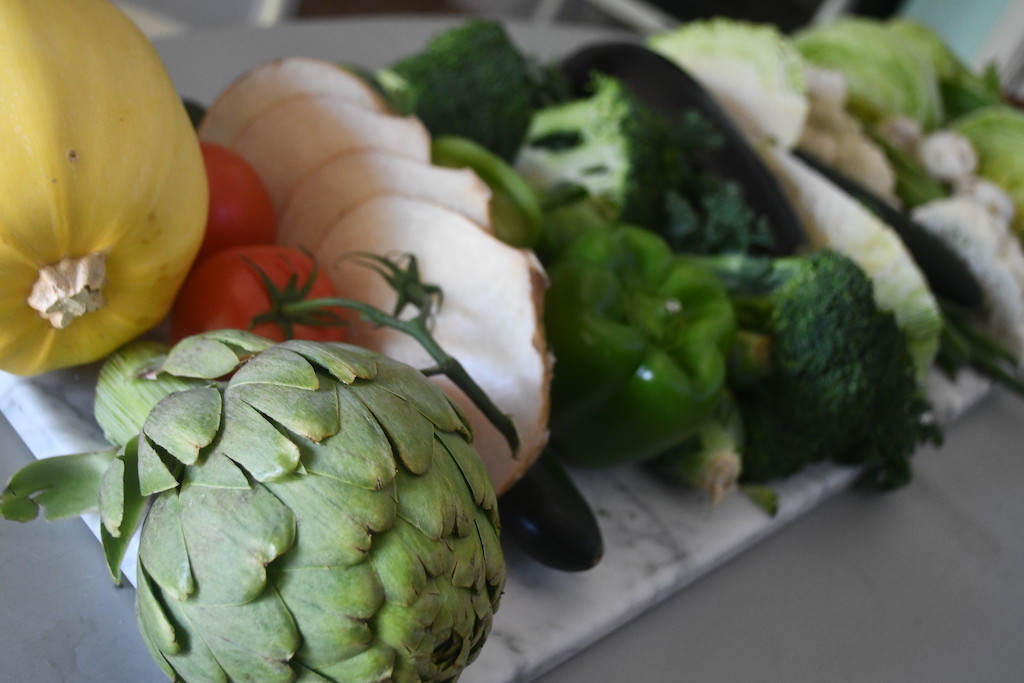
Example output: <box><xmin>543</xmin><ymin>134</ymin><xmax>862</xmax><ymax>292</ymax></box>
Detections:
<box><xmin>515</xmin><ymin>74</ymin><xmax>685</xmax><ymax>228</ymax></box>
<box><xmin>648</xmin><ymin>391</ymin><xmax>744</xmax><ymax>504</ymax></box>
<box><xmin>375</xmin><ymin>20</ymin><xmax>540</xmax><ymax>161</ymax></box>
<box><xmin>686</xmin><ymin>249</ymin><xmax>939</xmax><ymax>489</ymax></box>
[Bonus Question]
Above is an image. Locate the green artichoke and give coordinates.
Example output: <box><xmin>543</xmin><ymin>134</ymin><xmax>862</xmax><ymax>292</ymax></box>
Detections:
<box><xmin>5</xmin><ymin>330</ymin><xmax>506</xmax><ymax>682</ymax></box>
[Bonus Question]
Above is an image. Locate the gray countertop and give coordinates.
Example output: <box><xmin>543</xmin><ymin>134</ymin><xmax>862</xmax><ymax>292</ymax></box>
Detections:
<box><xmin>537</xmin><ymin>384</ymin><xmax>1024</xmax><ymax>682</ymax></box>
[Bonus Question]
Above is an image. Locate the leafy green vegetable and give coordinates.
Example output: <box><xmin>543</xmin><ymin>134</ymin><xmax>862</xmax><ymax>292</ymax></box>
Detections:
<box><xmin>886</xmin><ymin>18</ymin><xmax>1003</xmax><ymax>122</ymax></box>
<box><xmin>375</xmin><ymin>19</ymin><xmax>540</xmax><ymax>161</ymax></box>
<box><xmin>684</xmin><ymin>250</ymin><xmax>938</xmax><ymax>489</ymax></box>
<box><xmin>949</xmin><ymin>105</ymin><xmax>1024</xmax><ymax>237</ymax></box>
<box><xmin>867</xmin><ymin>130</ymin><xmax>948</xmax><ymax>209</ymax></box>
<box><xmin>0</xmin><ymin>449</ymin><xmax>117</xmax><ymax>522</ymax></box>
<box><xmin>794</xmin><ymin>17</ymin><xmax>944</xmax><ymax>129</ymax></box>
<box><xmin>515</xmin><ymin>73</ymin><xmax>687</xmax><ymax>228</ymax></box>
<box><xmin>648</xmin><ymin>17</ymin><xmax>809</xmax><ymax>148</ymax></box>
<box><xmin>761</xmin><ymin>146</ymin><xmax>943</xmax><ymax>380</ymax></box>
<box><xmin>662</xmin><ymin>179</ymin><xmax>775</xmax><ymax>256</ymax></box>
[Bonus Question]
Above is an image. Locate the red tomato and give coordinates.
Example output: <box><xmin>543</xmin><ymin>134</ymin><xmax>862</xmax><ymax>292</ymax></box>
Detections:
<box><xmin>195</xmin><ymin>142</ymin><xmax>276</xmax><ymax>263</ymax></box>
<box><xmin>170</xmin><ymin>245</ymin><xmax>347</xmax><ymax>343</ymax></box>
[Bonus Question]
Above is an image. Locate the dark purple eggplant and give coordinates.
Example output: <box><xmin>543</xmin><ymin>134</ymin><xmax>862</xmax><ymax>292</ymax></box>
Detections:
<box><xmin>559</xmin><ymin>41</ymin><xmax>807</xmax><ymax>256</ymax></box>
<box><xmin>498</xmin><ymin>449</ymin><xmax>604</xmax><ymax>572</ymax></box>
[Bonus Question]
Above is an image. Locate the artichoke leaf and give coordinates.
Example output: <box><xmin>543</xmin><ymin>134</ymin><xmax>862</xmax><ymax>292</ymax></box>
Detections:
<box><xmin>161</xmin><ymin>330</ymin><xmax>274</xmax><ymax>379</ymax></box>
<box><xmin>94</xmin><ymin>339</ymin><xmax>201</xmax><ymax>448</ymax></box>
<box><xmin>143</xmin><ymin>386</ymin><xmax>222</xmax><ymax>465</ymax></box>
<box><xmin>135</xmin><ymin>564</ymin><xmax>186</xmax><ymax>669</ymax></box>
<box><xmin>449</xmin><ymin>531</ymin><xmax>488</xmax><ymax>590</ymax></box>
<box><xmin>473</xmin><ymin>515</ymin><xmax>507</xmax><ymax>604</ymax></box>
<box><xmin>232</xmin><ymin>380</ymin><xmax>340</xmax><ymax>444</ymax></box>
<box><xmin>215</xmin><ymin>394</ymin><xmax>302</xmax><ymax>481</ymax></box>
<box><xmin>0</xmin><ymin>448</ymin><xmax>116</xmax><ymax>522</ymax></box>
<box><xmin>315</xmin><ymin>645</ymin><xmax>395</xmax><ymax>683</ymax></box>
<box><xmin>98</xmin><ymin>457</ymin><xmax>125</xmax><ymax>537</ymax></box>
<box><xmin>230</xmin><ymin>345</ymin><xmax>322</xmax><ymax>390</ymax></box>
<box><xmin>392</xmin><ymin>500</ymin><xmax>451</xmax><ymax>581</ymax></box>
<box><xmin>366</xmin><ymin>355</ymin><xmax>471</xmax><ymax>437</ymax></box>
<box><xmin>160</xmin><ymin>336</ymin><xmax>250</xmax><ymax>379</ymax></box>
<box><xmin>283</xmin><ymin>338</ymin><xmax>379</xmax><ymax>385</ymax></box>
<box><xmin>174</xmin><ymin>587</ymin><xmax>300</xmax><ymax>683</ymax></box>
<box><xmin>299</xmin><ymin>386</ymin><xmax>398</xmax><ymax>490</ymax></box>
<box><xmin>264</xmin><ymin>472</ymin><xmax>395</xmax><ymax>568</ymax></box>
<box><xmin>395</xmin><ymin>448</ymin><xmax>466</xmax><ymax>542</ymax></box>
<box><xmin>370</xmin><ymin>517</ymin><xmax>434</xmax><ymax>606</ymax></box>
<box><xmin>139</xmin><ymin>490</ymin><xmax>194</xmax><ymax>601</ymax></box>
<box><xmin>291</xmin><ymin>665</ymin><xmax>333</xmax><ymax>682</ymax></box>
<box><xmin>137</xmin><ymin>435</ymin><xmax>180</xmax><ymax>496</ymax></box>
<box><xmin>98</xmin><ymin>438</ymin><xmax>145</xmax><ymax>536</ymax></box>
<box><xmin>373</xmin><ymin>586</ymin><xmax>463</xmax><ymax>682</ymax></box>
<box><xmin>178</xmin><ymin>481</ymin><xmax>295</xmax><ymax>605</ymax></box>
<box><xmin>352</xmin><ymin>381</ymin><xmax>436</xmax><ymax>475</ymax></box>
<box><xmin>150</xmin><ymin>617</ymin><xmax>229</xmax><ymax>683</ymax></box>
<box><xmin>424</xmin><ymin>581</ymin><xmax>480</xmax><ymax>669</ymax></box>
<box><xmin>437</xmin><ymin>430</ymin><xmax>499</xmax><ymax>515</ymax></box>
<box><xmin>271</xmin><ymin>563</ymin><xmax>384</xmax><ymax>665</ymax></box>
<box><xmin>183</xmin><ymin>450</ymin><xmax>251</xmax><ymax>489</ymax></box>
<box><xmin>99</xmin><ymin>439</ymin><xmax>148</xmax><ymax>584</ymax></box>
<box><xmin>190</xmin><ymin>328</ymin><xmax>279</xmax><ymax>353</ymax></box>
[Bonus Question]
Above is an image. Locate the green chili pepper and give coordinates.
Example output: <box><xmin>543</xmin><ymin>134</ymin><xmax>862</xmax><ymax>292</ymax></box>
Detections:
<box><xmin>545</xmin><ymin>223</ymin><xmax>736</xmax><ymax>466</ymax></box>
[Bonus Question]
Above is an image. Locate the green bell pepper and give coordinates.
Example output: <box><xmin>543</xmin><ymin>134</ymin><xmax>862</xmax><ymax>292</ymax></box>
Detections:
<box><xmin>545</xmin><ymin>223</ymin><xmax>736</xmax><ymax>467</ymax></box>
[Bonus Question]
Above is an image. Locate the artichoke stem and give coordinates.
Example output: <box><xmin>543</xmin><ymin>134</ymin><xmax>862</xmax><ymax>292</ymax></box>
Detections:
<box><xmin>28</xmin><ymin>252</ymin><xmax>106</xmax><ymax>328</ymax></box>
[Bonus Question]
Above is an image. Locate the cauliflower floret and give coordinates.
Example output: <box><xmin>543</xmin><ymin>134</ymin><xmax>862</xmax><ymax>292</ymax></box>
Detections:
<box><xmin>876</xmin><ymin>115</ymin><xmax>923</xmax><ymax>155</ymax></box>
<box><xmin>832</xmin><ymin>133</ymin><xmax>899</xmax><ymax>206</ymax></box>
<box><xmin>803</xmin><ymin>65</ymin><xmax>847</xmax><ymax>108</ymax></box>
<box><xmin>917</xmin><ymin>130</ymin><xmax>978</xmax><ymax>184</ymax></box>
<box><xmin>952</xmin><ymin>175</ymin><xmax>1017</xmax><ymax>227</ymax></box>
<box><xmin>798</xmin><ymin>93</ymin><xmax>899</xmax><ymax>205</ymax></box>
<box><xmin>912</xmin><ymin>197</ymin><xmax>1024</xmax><ymax>362</ymax></box>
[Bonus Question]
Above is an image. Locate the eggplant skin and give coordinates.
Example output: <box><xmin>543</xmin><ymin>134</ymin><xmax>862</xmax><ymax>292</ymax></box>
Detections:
<box><xmin>560</xmin><ymin>42</ymin><xmax>807</xmax><ymax>256</ymax></box>
<box><xmin>498</xmin><ymin>450</ymin><xmax>603</xmax><ymax>572</ymax></box>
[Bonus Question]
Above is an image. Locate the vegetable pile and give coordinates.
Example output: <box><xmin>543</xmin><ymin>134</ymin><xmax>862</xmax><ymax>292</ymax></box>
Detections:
<box><xmin>194</xmin><ymin>41</ymin><xmax>552</xmax><ymax>498</ymax></box>
<box><xmin>4</xmin><ymin>5</ymin><xmax>1024</xmax><ymax>682</ymax></box>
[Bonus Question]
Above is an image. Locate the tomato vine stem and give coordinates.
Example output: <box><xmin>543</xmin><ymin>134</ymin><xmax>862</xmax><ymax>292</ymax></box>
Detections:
<box><xmin>264</xmin><ymin>252</ymin><xmax>521</xmax><ymax>457</ymax></box>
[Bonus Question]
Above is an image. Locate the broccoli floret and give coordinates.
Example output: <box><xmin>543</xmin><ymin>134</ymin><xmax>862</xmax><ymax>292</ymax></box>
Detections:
<box><xmin>515</xmin><ymin>74</ymin><xmax>686</xmax><ymax>228</ymax></box>
<box><xmin>690</xmin><ymin>249</ymin><xmax>938</xmax><ymax>489</ymax></box>
<box><xmin>375</xmin><ymin>20</ymin><xmax>539</xmax><ymax>161</ymax></box>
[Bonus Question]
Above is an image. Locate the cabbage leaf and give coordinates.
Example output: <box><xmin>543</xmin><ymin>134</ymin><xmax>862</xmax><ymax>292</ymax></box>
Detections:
<box><xmin>794</xmin><ymin>17</ymin><xmax>943</xmax><ymax>130</ymax></box>
<box><xmin>648</xmin><ymin>18</ymin><xmax>809</xmax><ymax>149</ymax></box>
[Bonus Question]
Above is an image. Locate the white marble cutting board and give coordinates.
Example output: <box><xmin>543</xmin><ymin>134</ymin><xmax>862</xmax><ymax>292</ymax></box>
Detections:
<box><xmin>0</xmin><ymin>357</ymin><xmax>989</xmax><ymax>683</ymax></box>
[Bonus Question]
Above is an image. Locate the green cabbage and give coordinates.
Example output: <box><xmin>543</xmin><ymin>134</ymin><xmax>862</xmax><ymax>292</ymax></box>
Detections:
<box><xmin>648</xmin><ymin>18</ymin><xmax>809</xmax><ymax>149</ymax></box>
<box><xmin>886</xmin><ymin>18</ymin><xmax>1003</xmax><ymax>121</ymax></box>
<box><xmin>794</xmin><ymin>17</ymin><xmax>943</xmax><ymax>129</ymax></box>
<box><xmin>950</xmin><ymin>105</ymin><xmax>1024</xmax><ymax>236</ymax></box>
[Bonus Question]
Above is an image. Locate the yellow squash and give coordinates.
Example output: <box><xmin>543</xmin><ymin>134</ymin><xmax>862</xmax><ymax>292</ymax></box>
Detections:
<box><xmin>0</xmin><ymin>0</ymin><xmax>208</xmax><ymax>376</ymax></box>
